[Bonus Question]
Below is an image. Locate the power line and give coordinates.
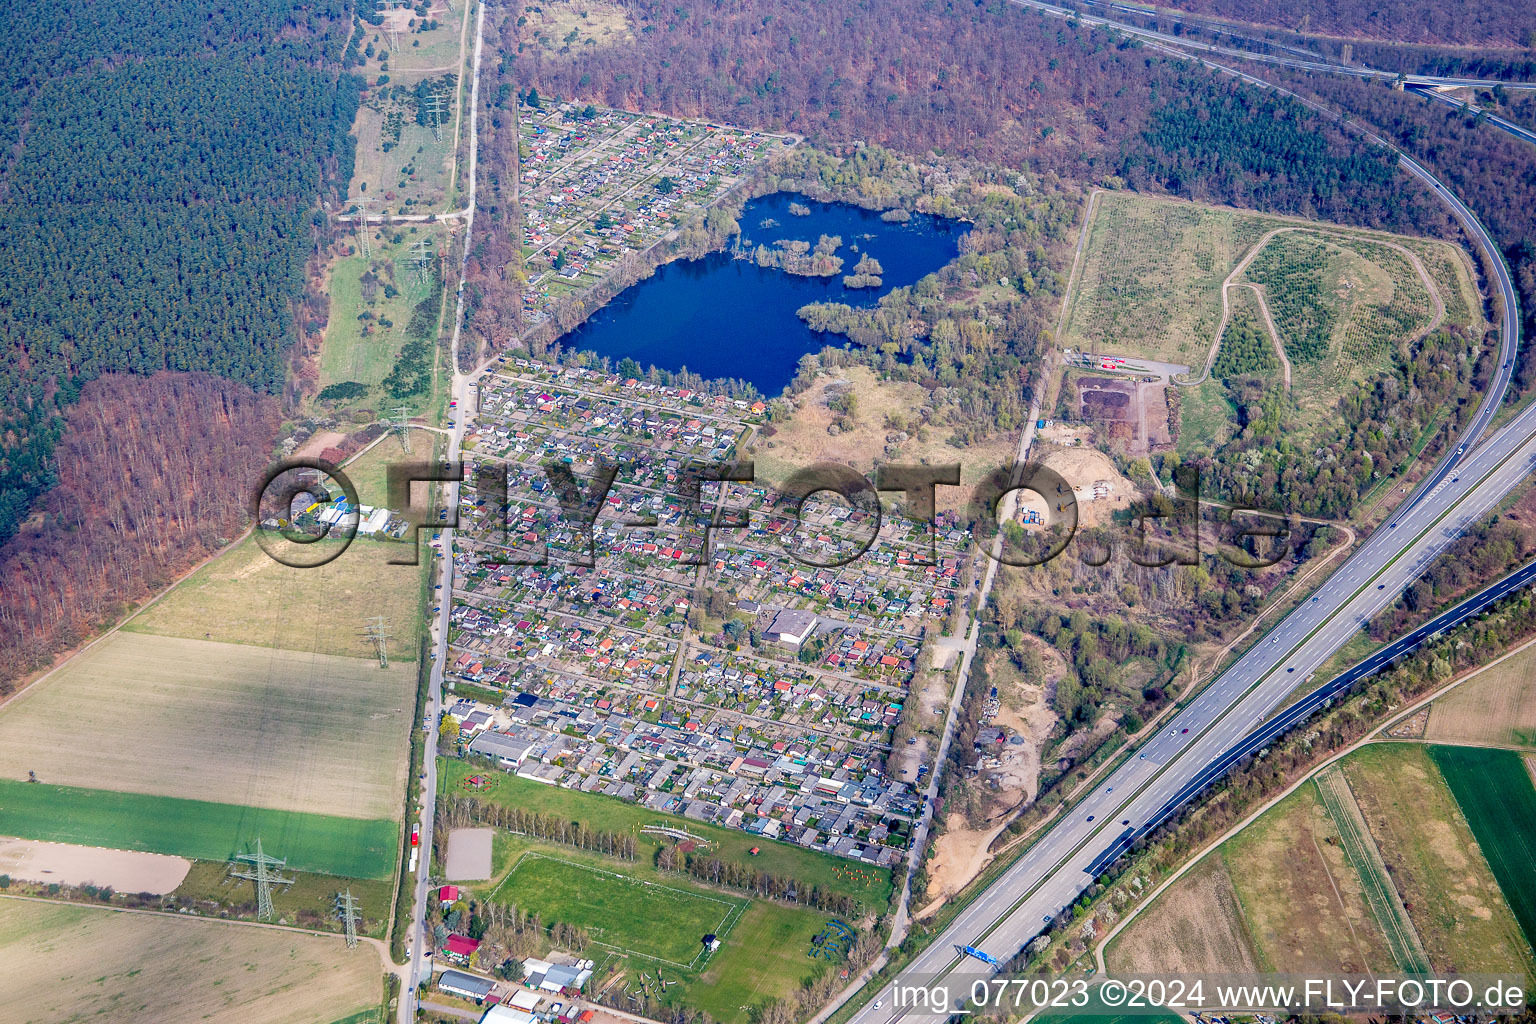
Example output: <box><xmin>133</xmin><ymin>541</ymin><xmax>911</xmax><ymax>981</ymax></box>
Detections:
<box><xmin>229</xmin><ymin>839</ymin><xmax>294</xmax><ymax>921</ymax></box>
<box><xmin>335</xmin><ymin>889</ymin><xmax>362</xmax><ymax>948</ymax></box>
<box><xmin>350</xmin><ymin>195</ymin><xmax>375</xmax><ymax>257</ymax></box>
<box><xmin>393</xmin><ymin>405</ymin><xmax>414</xmax><ymax>453</ymax></box>
<box><xmin>363</xmin><ymin>614</ymin><xmax>394</xmax><ymax>668</ymax></box>
<box><xmin>410</xmin><ymin>238</ymin><xmax>435</xmax><ymax>284</ymax></box>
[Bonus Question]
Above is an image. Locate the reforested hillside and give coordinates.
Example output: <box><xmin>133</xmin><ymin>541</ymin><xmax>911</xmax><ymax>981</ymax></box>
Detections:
<box><xmin>1262</xmin><ymin>70</ymin><xmax>1536</xmax><ymax>399</ymax></box>
<box><xmin>0</xmin><ymin>0</ymin><xmax>361</xmax><ymax>545</ymax></box>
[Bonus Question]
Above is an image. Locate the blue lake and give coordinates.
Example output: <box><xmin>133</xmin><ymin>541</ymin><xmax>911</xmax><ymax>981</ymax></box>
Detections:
<box><xmin>556</xmin><ymin>192</ymin><xmax>963</xmax><ymax>395</ymax></box>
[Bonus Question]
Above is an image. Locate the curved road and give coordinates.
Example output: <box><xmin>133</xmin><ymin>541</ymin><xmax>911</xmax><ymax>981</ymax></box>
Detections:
<box><xmin>1015</xmin><ymin>0</ymin><xmax>1536</xmax><ymax>90</ymax></box>
<box><xmin>839</xmin><ymin>7</ymin><xmax>1528</xmax><ymax>1024</ymax></box>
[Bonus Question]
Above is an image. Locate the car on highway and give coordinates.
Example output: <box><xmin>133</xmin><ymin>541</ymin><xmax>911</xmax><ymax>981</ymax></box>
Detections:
<box><xmin>1086</xmin><ymin>815</ymin><xmax>1094</xmax><ymax>822</ymax></box>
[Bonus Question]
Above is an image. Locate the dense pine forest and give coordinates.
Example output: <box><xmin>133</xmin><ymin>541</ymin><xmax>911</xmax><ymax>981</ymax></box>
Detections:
<box><xmin>0</xmin><ymin>0</ymin><xmax>362</xmax><ymax>546</ymax></box>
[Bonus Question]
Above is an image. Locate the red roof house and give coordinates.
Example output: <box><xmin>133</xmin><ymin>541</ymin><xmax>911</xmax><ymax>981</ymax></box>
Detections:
<box><xmin>444</xmin><ymin>934</ymin><xmax>480</xmax><ymax>963</ymax></box>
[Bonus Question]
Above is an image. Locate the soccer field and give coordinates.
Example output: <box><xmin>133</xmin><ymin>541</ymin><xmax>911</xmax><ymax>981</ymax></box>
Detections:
<box><xmin>0</xmin><ymin>779</ymin><xmax>396</xmax><ymax>878</ymax></box>
<box><xmin>0</xmin><ymin>632</ymin><xmax>415</xmax><ymax>820</ymax></box>
<box><xmin>1429</xmin><ymin>745</ymin><xmax>1536</xmax><ymax>950</ymax></box>
<box><xmin>491</xmin><ymin>853</ymin><xmax>745</xmax><ymax>966</ymax></box>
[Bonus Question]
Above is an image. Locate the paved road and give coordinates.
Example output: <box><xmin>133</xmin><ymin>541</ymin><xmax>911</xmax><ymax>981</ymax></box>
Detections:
<box><xmin>1405</xmin><ymin>84</ymin><xmax>1536</xmax><ymax>148</ymax></box>
<box><xmin>399</xmin><ymin>2</ymin><xmax>486</xmax><ymax>1020</ymax></box>
<box><xmin>1013</xmin><ymin>0</ymin><xmax>1536</xmax><ymax>90</ymax></box>
<box><xmin>838</xmin><ymin>8</ymin><xmax>1529</xmax><ymax>1024</ymax></box>
<box><xmin>1137</xmin><ymin>554</ymin><xmax>1536</xmax><ymax>849</ymax></box>
<box><xmin>851</xmin><ymin>381</ymin><xmax>1536</xmax><ymax>1024</ymax></box>
<box><xmin>1011</xmin><ymin>0</ymin><xmax>1523</xmax><ymax>507</ymax></box>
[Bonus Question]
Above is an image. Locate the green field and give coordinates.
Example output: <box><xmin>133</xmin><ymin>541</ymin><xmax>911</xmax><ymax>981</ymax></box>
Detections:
<box><xmin>1173</xmin><ymin>381</ymin><xmax>1235</xmax><ymax>459</ymax></box>
<box><xmin>478</xmin><ymin>833</ymin><xmax>830</xmax><ymax>1024</ymax></box>
<box><xmin>316</xmin><ymin>230</ymin><xmax>445</xmax><ymax>416</ymax></box>
<box><xmin>0</xmin><ymin>632</ymin><xmax>416</xmax><ymax>820</ymax></box>
<box><xmin>126</xmin><ymin>533</ymin><xmax>426</xmax><ymax>660</ymax></box>
<box><xmin>1242</xmin><ymin>231</ymin><xmax>1431</xmax><ymax>405</ymax></box>
<box><xmin>492</xmin><ymin>852</ymin><xmax>744</xmax><ymax>965</ymax></box>
<box><xmin>1429</xmin><ymin>745</ymin><xmax>1536</xmax><ymax>950</ymax></box>
<box><xmin>1314</xmin><ymin>766</ymin><xmax>1429</xmax><ymax>973</ymax></box>
<box><xmin>0</xmin><ymin>780</ymin><xmax>396</xmax><ymax>878</ymax></box>
<box><xmin>441</xmin><ymin>758</ymin><xmax>892</xmax><ymax>907</ymax></box>
<box><xmin>688</xmin><ymin>900</ymin><xmax>832</xmax><ymax>1019</ymax></box>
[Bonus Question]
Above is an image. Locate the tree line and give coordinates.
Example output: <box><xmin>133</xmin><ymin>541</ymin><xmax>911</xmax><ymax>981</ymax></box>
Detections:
<box><xmin>1125</xmin><ymin>0</ymin><xmax>1536</xmax><ymax>46</ymax></box>
<box><xmin>656</xmin><ymin>846</ymin><xmax>866</xmax><ymax>917</ymax></box>
<box><xmin>438</xmin><ymin>792</ymin><xmax>639</xmax><ymax>860</ymax></box>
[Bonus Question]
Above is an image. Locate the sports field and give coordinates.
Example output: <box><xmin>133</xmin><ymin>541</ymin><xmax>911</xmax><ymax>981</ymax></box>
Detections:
<box><xmin>0</xmin><ymin>779</ymin><xmax>395</xmax><ymax>878</ymax></box>
<box><xmin>1429</xmin><ymin>745</ymin><xmax>1536</xmax><ymax>951</ymax></box>
<box><xmin>0</xmin><ymin>632</ymin><xmax>414</xmax><ymax>820</ymax></box>
<box><xmin>0</xmin><ymin>900</ymin><xmax>383</xmax><ymax>1024</ymax></box>
<box><xmin>483</xmin><ymin>834</ymin><xmax>829</xmax><ymax>1024</ymax></box>
<box><xmin>442</xmin><ymin>759</ymin><xmax>890</xmax><ymax>906</ymax></box>
<box><xmin>492</xmin><ymin>852</ymin><xmax>744</xmax><ymax>966</ymax></box>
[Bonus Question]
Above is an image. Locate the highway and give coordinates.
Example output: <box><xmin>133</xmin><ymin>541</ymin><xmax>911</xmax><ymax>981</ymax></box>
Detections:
<box><xmin>1010</xmin><ymin>0</ymin><xmax>1536</xmax><ymax>90</ymax></box>
<box><xmin>1138</xmin><ymin>554</ymin><xmax>1536</xmax><ymax>848</ymax></box>
<box><xmin>1405</xmin><ymin>84</ymin><xmax>1536</xmax><ymax>148</ymax></box>
<box><xmin>398</xmin><ymin>0</ymin><xmax>485</xmax><ymax>1019</ymax></box>
<box><xmin>838</xmin><ymin>7</ymin><xmax>1532</xmax><ymax>1024</ymax></box>
<box><xmin>848</xmin><ymin>386</ymin><xmax>1536</xmax><ymax>1023</ymax></box>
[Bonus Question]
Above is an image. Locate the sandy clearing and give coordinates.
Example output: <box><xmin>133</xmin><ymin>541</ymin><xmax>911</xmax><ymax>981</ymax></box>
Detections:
<box><xmin>444</xmin><ymin>827</ymin><xmax>495</xmax><ymax>880</ymax></box>
<box><xmin>915</xmin><ymin>812</ymin><xmax>1013</xmax><ymax>917</ymax></box>
<box><xmin>1037</xmin><ymin>446</ymin><xmax>1135</xmax><ymax>528</ymax></box>
<box><xmin>0</xmin><ymin>837</ymin><xmax>190</xmax><ymax>895</ymax></box>
<box><xmin>293</xmin><ymin>429</ymin><xmax>347</xmax><ymax>460</ymax></box>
